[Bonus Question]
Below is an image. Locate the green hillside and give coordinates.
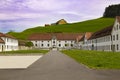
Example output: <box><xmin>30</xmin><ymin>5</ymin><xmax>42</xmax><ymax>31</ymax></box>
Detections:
<box><xmin>8</xmin><ymin>18</ymin><xmax>115</xmax><ymax>40</ymax></box>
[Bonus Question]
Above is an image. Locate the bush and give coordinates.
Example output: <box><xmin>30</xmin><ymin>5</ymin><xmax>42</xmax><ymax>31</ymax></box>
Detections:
<box><xmin>25</xmin><ymin>42</ymin><xmax>33</xmax><ymax>47</ymax></box>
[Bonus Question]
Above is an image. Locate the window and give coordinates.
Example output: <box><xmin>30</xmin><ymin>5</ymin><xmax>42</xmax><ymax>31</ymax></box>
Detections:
<box><xmin>53</xmin><ymin>41</ymin><xmax>55</xmax><ymax>43</ymax></box>
<box><xmin>116</xmin><ymin>34</ymin><xmax>119</xmax><ymax>40</ymax></box>
<box><xmin>111</xmin><ymin>36</ymin><xmax>112</xmax><ymax>41</ymax></box>
<box><xmin>108</xmin><ymin>36</ymin><xmax>110</xmax><ymax>41</ymax></box>
<box><xmin>117</xmin><ymin>44</ymin><xmax>119</xmax><ymax>50</ymax></box>
<box><xmin>71</xmin><ymin>44</ymin><xmax>73</xmax><ymax>47</ymax></box>
<box><xmin>47</xmin><ymin>44</ymin><xmax>49</xmax><ymax>47</ymax></box>
<box><xmin>59</xmin><ymin>44</ymin><xmax>61</xmax><ymax>47</ymax></box>
<box><xmin>65</xmin><ymin>44</ymin><xmax>67</xmax><ymax>47</ymax></box>
<box><xmin>117</xmin><ymin>25</ymin><xmax>119</xmax><ymax>30</ymax></box>
<box><xmin>113</xmin><ymin>35</ymin><xmax>115</xmax><ymax>41</ymax></box>
<box><xmin>41</xmin><ymin>44</ymin><xmax>44</xmax><ymax>47</ymax></box>
<box><xmin>35</xmin><ymin>44</ymin><xmax>37</xmax><ymax>47</ymax></box>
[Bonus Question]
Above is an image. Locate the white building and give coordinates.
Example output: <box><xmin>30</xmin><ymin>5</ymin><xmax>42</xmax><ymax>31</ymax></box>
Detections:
<box><xmin>0</xmin><ymin>38</ymin><xmax>5</xmax><ymax>52</ymax></box>
<box><xmin>78</xmin><ymin>26</ymin><xmax>113</xmax><ymax>51</ymax></box>
<box><xmin>78</xmin><ymin>16</ymin><xmax>120</xmax><ymax>52</ymax></box>
<box><xmin>28</xmin><ymin>33</ymin><xmax>82</xmax><ymax>49</ymax></box>
<box><xmin>111</xmin><ymin>16</ymin><xmax>120</xmax><ymax>52</ymax></box>
<box><xmin>0</xmin><ymin>33</ymin><xmax>18</xmax><ymax>51</ymax></box>
<box><xmin>90</xmin><ymin>26</ymin><xmax>112</xmax><ymax>51</ymax></box>
<box><xmin>78</xmin><ymin>32</ymin><xmax>93</xmax><ymax>50</ymax></box>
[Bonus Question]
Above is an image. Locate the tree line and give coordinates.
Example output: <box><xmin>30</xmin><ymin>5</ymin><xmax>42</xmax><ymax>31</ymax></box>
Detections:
<box><xmin>103</xmin><ymin>4</ymin><xmax>120</xmax><ymax>18</ymax></box>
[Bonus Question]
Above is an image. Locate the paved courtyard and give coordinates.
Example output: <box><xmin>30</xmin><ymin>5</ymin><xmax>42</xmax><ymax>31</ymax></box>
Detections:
<box><xmin>0</xmin><ymin>51</ymin><xmax>120</xmax><ymax>80</ymax></box>
<box><xmin>0</xmin><ymin>56</ymin><xmax>42</xmax><ymax>69</ymax></box>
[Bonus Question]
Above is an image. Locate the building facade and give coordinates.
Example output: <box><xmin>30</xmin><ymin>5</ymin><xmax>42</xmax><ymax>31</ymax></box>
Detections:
<box><xmin>78</xmin><ymin>16</ymin><xmax>120</xmax><ymax>52</ymax></box>
<box><xmin>111</xmin><ymin>16</ymin><xmax>120</xmax><ymax>52</ymax></box>
<box><xmin>28</xmin><ymin>33</ymin><xmax>82</xmax><ymax>49</ymax></box>
<box><xmin>0</xmin><ymin>38</ymin><xmax>5</xmax><ymax>52</ymax></box>
<box><xmin>0</xmin><ymin>33</ymin><xmax>18</xmax><ymax>52</ymax></box>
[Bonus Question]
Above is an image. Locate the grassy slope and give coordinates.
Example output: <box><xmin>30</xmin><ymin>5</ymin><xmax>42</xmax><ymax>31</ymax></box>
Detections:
<box><xmin>62</xmin><ymin>50</ymin><xmax>120</xmax><ymax>69</ymax></box>
<box><xmin>8</xmin><ymin>18</ymin><xmax>114</xmax><ymax>40</ymax></box>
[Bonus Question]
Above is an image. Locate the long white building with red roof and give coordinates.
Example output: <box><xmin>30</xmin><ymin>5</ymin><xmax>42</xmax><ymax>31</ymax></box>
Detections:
<box><xmin>28</xmin><ymin>33</ymin><xmax>83</xmax><ymax>49</ymax></box>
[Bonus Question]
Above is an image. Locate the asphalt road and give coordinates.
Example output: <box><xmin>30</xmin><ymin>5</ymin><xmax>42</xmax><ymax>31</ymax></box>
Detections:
<box><xmin>0</xmin><ymin>50</ymin><xmax>120</xmax><ymax>80</ymax></box>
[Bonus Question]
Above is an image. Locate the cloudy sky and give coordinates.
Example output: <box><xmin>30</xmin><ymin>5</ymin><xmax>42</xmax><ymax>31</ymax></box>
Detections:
<box><xmin>0</xmin><ymin>0</ymin><xmax>120</xmax><ymax>33</ymax></box>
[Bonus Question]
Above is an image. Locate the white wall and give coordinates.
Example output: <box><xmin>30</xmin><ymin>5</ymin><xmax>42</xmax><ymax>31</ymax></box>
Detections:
<box><xmin>80</xmin><ymin>35</ymin><xmax>112</xmax><ymax>51</ymax></box>
<box><xmin>57</xmin><ymin>40</ymin><xmax>75</xmax><ymax>49</ymax></box>
<box><xmin>111</xmin><ymin>19</ymin><xmax>120</xmax><ymax>52</ymax></box>
<box><xmin>31</xmin><ymin>40</ymin><xmax>75</xmax><ymax>49</ymax></box>
<box><xmin>1</xmin><ymin>37</ymin><xmax>18</xmax><ymax>51</ymax></box>
<box><xmin>31</xmin><ymin>40</ymin><xmax>52</xmax><ymax>49</ymax></box>
<box><xmin>0</xmin><ymin>43</ymin><xmax>4</xmax><ymax>52</ymax></box>
<box><xmin>96</xmin><ymin>35</ymin><xmax>111</xmax><ymax>51</ymax></box>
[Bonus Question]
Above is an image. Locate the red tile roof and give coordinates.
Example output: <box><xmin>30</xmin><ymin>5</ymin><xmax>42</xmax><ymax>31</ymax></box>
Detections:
<box><xmin>28</xmin><ymin>33</ymin><xmax>83</xmax><ymax>40</ymax></box>
<box><xmin>76</xmin><ymin>35</ymin><xmax>83</xmax><ymax>42</ymax></box>
<box><xmin>85</xmin><ymin>32</ymin><xmax>93</xmax><ymax>39</ymax></box>
<box><xmin>28</xmin><ymin>33</ymin><xmax>52</xmax><ymax>40</ymax></box>
<box><xmin>78</xmin><ymin>32</ymin><xmax>93</xmax><ymax>41</ymax></box>
<box><xmin>0</xmin><ymin>32</ymin><xmax>16</xmax><ymax>39</ymax></box>
<box><xmin>89</xmin><ymin>25</ymin><xmax>113</xmax><ymax>39</ymax></box>
<box><xmin>0</xmin><ymin>33</ymin><xmax>4</xmax><ymax>37</ymax></box>
<box><xmin>0</xmin><ymin>38</ymin><xmax>4</xmax><ymax>43</ymax></box>
<box><xmin>55</xmin><ymin>33</ymin><xmax>83</xmax><ymax>40</ymax></box>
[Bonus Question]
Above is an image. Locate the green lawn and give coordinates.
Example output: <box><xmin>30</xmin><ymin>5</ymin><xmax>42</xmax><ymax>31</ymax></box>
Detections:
<box><xmin>0</xmin><ymin>50</ymin><xmax>49</xmax><ymax>55</ymax></box>
<box><xmin>62</xmin><ymin>50</ymin><xmax>120</xmax><ymax>69</ymax></box>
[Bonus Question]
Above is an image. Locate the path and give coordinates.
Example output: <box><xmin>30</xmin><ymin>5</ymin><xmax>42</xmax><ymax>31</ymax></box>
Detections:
<box><xmin>0</xmin><ymin>51</ymin><xmax>120</xmax><ymax>80</ymax></box>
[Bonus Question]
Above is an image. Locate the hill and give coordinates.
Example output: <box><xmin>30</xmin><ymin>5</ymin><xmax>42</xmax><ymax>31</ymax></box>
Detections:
<box><xmin>8</xmin><ymin>18</ymin><xmax>115</xmax><ymax>40</ymax></box>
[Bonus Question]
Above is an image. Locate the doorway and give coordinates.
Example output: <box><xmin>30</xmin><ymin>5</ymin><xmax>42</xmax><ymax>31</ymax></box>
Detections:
<box><xmin>92</xmin><ymin>44</ymin><xmax>94</xmax><ymax>50</ymax></box>
<box><xmin>112</xmin><ymin>45</ymin><xmax>115</xmax><ymax>52</ymax></box>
